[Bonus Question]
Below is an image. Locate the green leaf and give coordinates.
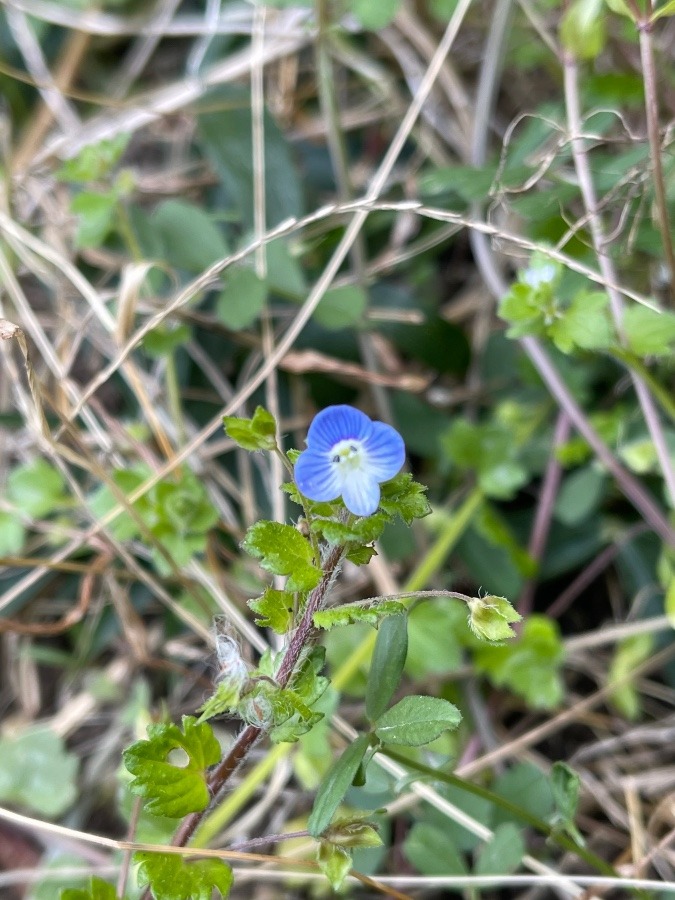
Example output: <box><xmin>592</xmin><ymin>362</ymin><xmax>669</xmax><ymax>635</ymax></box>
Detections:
<box><xmin>550</xmin><ymin>762</ymin><xmax>581</xmax><ymax>828</ymax></box>
<box><xmin>0</xmin><ymin>727</ymin><xmax>78</xmax><ymax>816</ymax></box>
<box><xmin>351</xmin><ymin>0</ymin><xmax>400</xmax><ymax>29</ymax></box>
<box><xmin>71</xmin><ymin>191</ymin><xmax>117</xmax><ymax>248</ymax></box>
<box><xmin>223</xmin><ymin>406</ymin><xmax>278</xmax><ymax>451</ymax></box>
<box><xmin>60</xmin><ymin>877</ymin><xmax>117</xmax><ymax>900</ymax></box>
<box><xmin>549</xmin><ymin>291</ymin><xmax>612</xmax><ymax>353</ymax></box>
<box><xmin>242</xmin><ymin>521</ymin><xmax>321</xmax><ymax>591</ymax></box>
<box><xmin>216</xmin><ymin>267</ymin><xmax>268</xmax><ymax>330</ymax></box>
<box><xmin>623</xmin><ymin>305</ymin><xmax>675</xmax><ymax>356</ymax></box>
<box><xmin>475</xmin><ymin>823</ymin><xmax>525</xmax><ymax>875</ymax></box>
<box><xmin>123</xmin><ymin>716</ymin><xmax>221</xmax><ymax>817</ymax></box>
<box><xmin>0</xmin><ymin>511</ymin><xmax>25</xmax><ymax>555</ymax></box>
<box><xmin>317</xmin><ymin>842</ymin><xmax>352</xmax><ymax>891</ymax></box>
<box><xmin>608</xmin><ymin>633</ymin><xmax>653</xmax><ymax>719</ymax></box>
<box><xmin>366</xmin><ymin>613</ymin><xmax>408</xmax><ymax>722</ymax></box>
<box><xmin>308</xmin><ymin>734</ymin><xmax>370</xmax><ymax>837</ymax></box>
<box><xmin>248</xmin><ymin>587</ymin><xmax>296</xmax><ymax>633</ymax></box>
<box><xmin>313</xmin><ymin>599</ymin><xmax>405</xmax><ymax>631</ymax></box>
<box><xmin>198</xmin><ymin>89</ymin><xmax>303</xmax><ymax>229</ymax></box>
<box><xmin>666</xmin><ymin>575</ymin><xmax>675</xmax><ymax>627</ymax></box>
<box><xmin>492</xmin><ymin>762</ymin><xmax>555</xmax><ymax>825</ymax></box>
<box><xmin>652</xmin><ymin>0</ymin><xmax>675</xmax><ymax>19</ymax></box>
<box><xmin>151</xmin><ymin>199</ymin><xmax>228</xmax><ymax>273</ymax></box>
<box><xmin>143</xmin><ymin>324</ymin><xmax>192</xmax><ymax>358</ymax></box>
<box><xmin>442</xmin><ymin>420</ymin><xmax>528</xmax><ymax>500</ymax></box>
<box><xmin>313</xmin><ymin>285</ymin><xmax>368</xmax><ymax>330</ymax></box>
<box><xmin>57</xmin><ymin>134</ymin><xmax>130</xmax><ymax>182</ymax></box>
<box><xmin>560</xmin><ymin>0</ymin><xmax>607</xmax><ymax>59</ymax></box>
<box><xmin>8</xmin><ymin>458</ymin><xmax>67</xmax><ymax>517</ymax></box>
<box><xmin>474</xmin><ymin>615</ymin><xmax>565</xmax><ymax>709</ymax></box>
<box><xmin>467</xmin><ymin>595</ymin><xmax>522</xmax><ymax>643</ymax></box>
<box><xmin>135</xmin><ymin>852</ymin><xmax>233</xmax><ymax>900</ymax></box>
<box><xmin>379</xmin><ymin>473</ymin><xmax>432</xmax><ymax>525</ymax></box>
<box><xmin>312</xmin><ymin>514</ymin><xmax>388</xmax><ymax>546</ymax></box>
<box><xmin>374</xmin><ymin>695</ymin><xmax>461</xmax><ymax>746</ymax></box>
<box><xmin>554</xmin><ymin>466</ymin><xmax>605</xmax><ymax>526</ymax></box>
<box><xmin>196</xmin><ymin>680</ymin><xmax>243</xmax><ymax>723</ymax></box>
<box><xmin>324</xmin><ymin>820</ymin><xmax>383</xmax><ymax>849</ymax></box>
<box><xmin>404</xmin><ymin>821</ymin><xmax>468</xmax><ymax>875</ymax></box>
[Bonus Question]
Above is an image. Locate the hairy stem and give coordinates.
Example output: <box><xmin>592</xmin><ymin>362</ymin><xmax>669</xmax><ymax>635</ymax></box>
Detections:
<box><xmin>170</xmin><ymin>543</ymin><xmax>345</xmax><ymax>851</ymax></box>
<box><xmin>563</xmin><ymin>55</ymin><xmax>675</xmax><ymax>507</ymax></box>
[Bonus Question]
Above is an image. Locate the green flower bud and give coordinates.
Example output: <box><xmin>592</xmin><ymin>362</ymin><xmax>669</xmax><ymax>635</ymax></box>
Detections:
<box><xmin>467</xmin><ymin>595</ymin><xmax>522</xmax><ymax>643</ymax></box>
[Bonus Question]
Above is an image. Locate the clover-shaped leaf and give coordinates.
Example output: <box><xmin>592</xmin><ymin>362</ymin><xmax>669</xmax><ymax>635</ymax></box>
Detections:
<box><xmin>242</xmin><ymin>521</ymin><xmax>321</xmax><ymax>591</ymax></box>
<box><xmin>135</xmin><ymin>852</ymin><xmax>233</xmax><ymax>900</ymax></box>
<box><xmin>123</xmin><ymin>716</ymin><xmax>221</xmax><ymax>817</ymax></box>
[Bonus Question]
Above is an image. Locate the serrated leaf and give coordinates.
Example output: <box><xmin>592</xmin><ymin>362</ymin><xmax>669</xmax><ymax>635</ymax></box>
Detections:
<box><xmin>135</xmin><ymin>852</ymin><xmax>233</xmax><ymax>900</ymax></box>
<box><xmin>366</xmin><ymin>614</ymin><xmax>408</xmax><ymax>721</ymax></box>
<box><xmin>475</xmin><ymin>823</ymin><xmax>525</xmax><ymax>875</ymax></box>
<box><xmin>549</xmin><ymin>291</ymin><xmax>612</xmax><ymax>353</ymax></box>
<box><xmin>123</xmin><ymin>716</ymin><xmax>221</xmax><ymax>817</ymax></box>
<box><xmin>0</xmin><ymin>727</ymin><xmax>78</xmax><ymax>816</ymax></box>
<box><xmin>308</xmin><ymin>734</ymin><xmax>370</xmax><ymax>837</ymax></box>
<box><xmin>223</xmin><ymin>406</ymin><xmax>277</xmax><ymax>451</ymax></box>
<box><xmin>623</xmin><ymin>305</ymin><xmax>675</xmax><ymax>356</ymax></box>
<box><xmin>8</xmin><ymin>458</ymin><xmax>67</xmax><ymax>517</ymax></box>
<box><xmin>346</xmin><ymin>545</ymin><xmax>378</xmax><ymax>566</ymax></box>
<box><xmin>313</xmin><ymin>599</ymin><xmax>405</xmax><ymax>631</ymax></box>
<box><xmin>379</xmin><ymin>473</ymin><xmax>431</xmax><ymax>525</ymax></box>
<box><xmin>248</xmin><ymin>587</ymin><xmax>295</xmax><ymax>633</ymax></box>
<box><xmin>60</xmin><ymin>877</ymin><xmax>117</xmax><ymax>900</ymax></box>
<box><xmin>242</xmin><ymin>521</ymin><xmax>321</xmax><ymax>591</ymax></box>
<box><xmin>311</xmin><ymin>514</ymin><xmax>387</xmax><ymax>546</ymax></box>
<box><xmin>374</xmin><ymin>695</ymin><xmax>461</xmax><ymax>746</ymax></box>
<box><xmin>317</xmin><ymin>842</ymin><xmax>352</xmax><ymax>891</ymax></box>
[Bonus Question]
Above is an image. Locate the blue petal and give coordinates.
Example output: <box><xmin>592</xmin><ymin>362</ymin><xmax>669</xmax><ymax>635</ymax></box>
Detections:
<box><xmin>306</xmin><ymin>405</ymin><xmax>372</xmax><ymax>452</ymax></box>
<box><xmin>294</xmin><ymin>448</ymin><xmax>342</xmax><ymax>502</ymax></box>
<box><xmin>364</xmin><ymin>421</ymin><xmax>406</xmax><ymax>482</ymax></box>
<box><xmin>342</xmin><ymin>471</ymin><xmax>381</xmax><ymax>517</ymax></box>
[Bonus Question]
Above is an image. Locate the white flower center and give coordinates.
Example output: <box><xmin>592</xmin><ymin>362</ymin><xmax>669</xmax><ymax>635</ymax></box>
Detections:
<box><xmin>330</xmin><ymin>439</ymin><xmax>366</xmax><ymax>473</ymax></box>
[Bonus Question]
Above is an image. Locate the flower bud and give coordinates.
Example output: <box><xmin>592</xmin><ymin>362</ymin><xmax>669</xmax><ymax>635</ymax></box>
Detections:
<box><xmin>467</xmin><ymin>595</ymin><xmax>521</xmax><ymax>643</ymax></box>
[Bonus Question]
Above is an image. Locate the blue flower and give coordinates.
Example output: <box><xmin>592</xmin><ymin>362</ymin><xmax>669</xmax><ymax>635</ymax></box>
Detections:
<box><xmin>294</xmin><ymin>405</ymin><xmax>405</xmax><ymax>517</ymax></box>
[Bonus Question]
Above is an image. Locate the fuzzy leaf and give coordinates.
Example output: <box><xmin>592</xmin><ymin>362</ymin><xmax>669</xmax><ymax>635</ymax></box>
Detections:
<box><xmin>223</xmin><ymin>406</ymin><xmax>277</xmax><ymax>451</ymax></box>
<box><xmin>135</xmin><ymin>852</ymin><xmax>233</xmax><ymax>900</ymax></box>
<box><xmin>242</xmin><ymin>521</ymin><xmax>321</xmax><ymax>591</ymax></box>
<box><xmin>379</xmin><ymin>473</ymin><xmax>432</xmax><ymax>525</ymax></box>
<box><xmin>248</xmin><ymin>587</ymin><xmax>296</xmax><ymax>633</ymax></box>
<box><xmin>313</xmin><ymin>600</ymin><xmax>405</xmax><ymax>631</ymax></box>
<box><xmin>467</xmin><ymin>595</ymin><xmax>522</xmax><ymax>643</ymax></box>
<box><xmin>123</xmin><ymin>716</ymin><xmax>221</xmax><ymax>817</ymax></box>
<box><xmin>317</xmin><ymin>842</ymin><xmax>352</xmax><ymax>891</ymax></box>
<box><xmin>374</xmin><ymin>695</ymin><xmax>461</xmax><ymax>746</ymax></box>
<box><xmin>324</xmin><ymin>820</ymin><xmax>383</xmax><ymax>849</ymax></box>
<box><xmin>308</xmin><ymin>734</ymin><xmax>370</xmax><ymax>837</ymax></box>
<box><xmin>196</xmin><ymin>681</ymin><xmax>243</xmax><ymax>723</ymax></box>
<box><xmin>311</xmin><ymin>514</ymin><xmax>388</xmax><ymax>546</ymax></box>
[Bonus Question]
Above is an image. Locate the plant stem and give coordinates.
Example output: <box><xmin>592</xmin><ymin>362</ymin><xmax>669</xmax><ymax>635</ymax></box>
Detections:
<box><xmin>170</xmin><ymin>544</ymin><xmax>345</xmax><ymax>850</ymax></box>
<box><xmin>638</xmin><ymin>20</ymin><xmax>675</xmax><ymax>305</ymax></box>
<box><xmin>381</xmin><ymin>749</ymin><xmax>621</xmax><ymax>880</ymax></box>
<box><xmin>563</xmin><ymin>55</ymin><xmax>675</xmax><ymax>507</ymax></box>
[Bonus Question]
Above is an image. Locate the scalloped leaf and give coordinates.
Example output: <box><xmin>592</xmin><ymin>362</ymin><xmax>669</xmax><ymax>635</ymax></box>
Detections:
<box><xmin>135</xmin><ymin>852</ymin><xmax>233</xmax><ymax>900</ymax></box>
<box><xmin>248</xmin><ymin>587</ymin><xmax>296</xmax><ymax>633</ymax></box>
<box><xmin>123</xmin><ymin>716</ymin><xmax>221</xmax><ymax>817</ymax></box>
<box><xmin>223</xmin><ymin>406</ymin><xmax>277</xmax><ymax>451</ymax></box>
<box><xmin>242</xmin><ymin>521</ymin><xmax>321</xmax><ymax>591</ymax></box>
